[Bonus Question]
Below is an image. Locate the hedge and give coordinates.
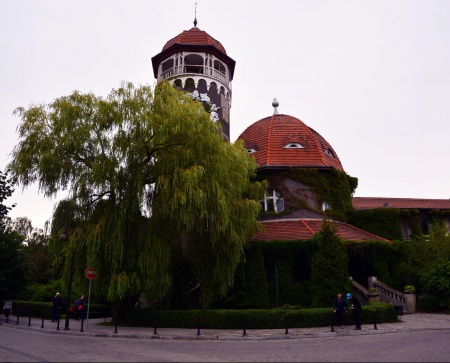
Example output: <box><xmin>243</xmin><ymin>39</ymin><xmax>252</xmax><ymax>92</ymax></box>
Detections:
<box><xmin>1</xmin><ymin>300</ymin><xmax>108</xmax><ymax>319</ymax></box>
<box><xmin>127</xmin><ymin>302</ymin><xmax>397</xmax><ymax>329</ymax></box>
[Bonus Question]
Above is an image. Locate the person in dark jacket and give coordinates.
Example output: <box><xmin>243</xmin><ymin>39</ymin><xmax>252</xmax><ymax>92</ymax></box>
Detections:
<box><xmin>332</xmin><ymin>293</ymin><xmax>348</xmax><ymax>328</ymax></box>
<box><xmin>51</xmin><ymin>292</ymin><xmax>63</xmax><ymax>321</ymax></box>
<box><xmin>347</xmin><ymin>293</ymin><xmax>362</xmax><ymax>330</ymax></box>
<box><xmin>75</xmin><ymin>295</ymin><xmax>85</xmax><ymax>320</ymax></box>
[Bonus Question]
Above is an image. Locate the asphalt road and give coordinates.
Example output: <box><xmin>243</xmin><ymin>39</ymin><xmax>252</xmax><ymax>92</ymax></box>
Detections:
<box><xmin>1</xmin><ymin>326</ymin><xmax>449</xmax><ymax>362</ymax></box>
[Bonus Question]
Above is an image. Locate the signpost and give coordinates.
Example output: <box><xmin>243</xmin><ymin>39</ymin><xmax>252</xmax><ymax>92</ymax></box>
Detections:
<box><xmin>85</xmin><ymin>267</ymin><xmax>97</xmax><ymax>330</ymax></box>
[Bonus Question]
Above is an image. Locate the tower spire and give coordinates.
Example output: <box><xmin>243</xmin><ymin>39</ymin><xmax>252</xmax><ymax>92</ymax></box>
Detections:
<box><xmin>194</xmin><ymin>1</ymin><xmax>198</xmax><ymax>27</ymax></box>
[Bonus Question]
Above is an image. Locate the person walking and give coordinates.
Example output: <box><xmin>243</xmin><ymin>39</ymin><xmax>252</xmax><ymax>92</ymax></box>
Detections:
<box><xmin>75</xmin><ymin>295</ymin><xmax>85</xmax><ymax>320</ymax></box>
<box><xmin>347</xmin><ymin>293</ymin><xmax>362</xmax><ymax>330</ymax></box>
<box><xmin>3</xmin><ymin>298</ymin><xmax>13</xmax><ymax>321</ymax></box>
<box><xmin>51</xmin><ymin>292</ymin><xmax>63</xmax><ymax>322</ymax></box>
<box><xmin>332</xmin><ymin>293</ymin><xmax>348</xmax><ymax>328</ymax></box>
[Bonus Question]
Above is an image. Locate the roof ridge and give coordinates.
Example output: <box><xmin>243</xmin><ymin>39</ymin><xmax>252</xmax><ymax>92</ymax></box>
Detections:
<box><xmin>353</xmin><ymin>196</ymin><xmax>450</xmax><ymax>201</ymax></box>
<box><xmin>300</xmin><ymin>219</ymin><xmax>316</xmax><ymax>236</ymax></box>
<box><xmin>338</xmin><ymin>221</ymin><xmax>392</xmax><ymax>243</ymax></box>
<box><xmin>266</xmin><ymin>114</ymin><xmax>275</xmax><ymax>165</ymax></box>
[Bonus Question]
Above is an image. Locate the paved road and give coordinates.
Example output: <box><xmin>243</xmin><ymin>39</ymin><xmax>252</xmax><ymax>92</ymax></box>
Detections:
<box><xmin>1</xmin><ymin>315</ymin><xmax>450</xmax><ymax>362</ymax></box>
<box><xmin>1</xmin><ymin>327</ymin><xmax>450</xmax><ymax>362</ymax></box>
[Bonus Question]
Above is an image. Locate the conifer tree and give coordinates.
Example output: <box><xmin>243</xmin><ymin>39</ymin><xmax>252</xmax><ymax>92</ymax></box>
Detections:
<box><xmin>310</xmin><ymin>219</ymin><xmax>351</xmax><ymax>307</ymax></box>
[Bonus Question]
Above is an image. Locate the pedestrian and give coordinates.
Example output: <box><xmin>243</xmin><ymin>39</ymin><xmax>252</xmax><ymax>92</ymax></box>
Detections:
<box><xmin>3</xmin><ymin>298</ymin><xmax>13</xmax><ymax>321</ymax></box>
<box><xmin>51</xmin><ymin>292</ymin><xmax>63</xmax><ymax>322</ymax></box>
<box><xmin>346</xmin><ymin>293</ymin><xmax>362</xmax><ymax>330</ymax></box>
<box><xmin>332</xmin><ymin>293</ymin><xmax>348</xmax><ymax>328</ymax></box>
<box><xmin>75</xmin><ymin>295</ymin><xmax>85</xmax><ymax>320</ymax></box>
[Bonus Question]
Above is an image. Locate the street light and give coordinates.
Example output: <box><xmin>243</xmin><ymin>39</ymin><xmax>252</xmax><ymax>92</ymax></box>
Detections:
<box><xmin>61</xmin><ymin>231</ymin><xmax>74</xmax><ymax>331</ymax></box>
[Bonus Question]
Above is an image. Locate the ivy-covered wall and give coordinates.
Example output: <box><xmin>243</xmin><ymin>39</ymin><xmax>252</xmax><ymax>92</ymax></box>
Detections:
<box><xmin>223</xmin><ymin>239</ymin><xmax>407</xmax><ymax>309</ymax></box>
<box><xmin>162</xmin><ymin>238</ymin><xmax>411</xmax><ymax>310</ymax></box>
<box><xmin>260</xmin><ymin>168</ymin><xmax>358</xmax><ymax>222</ymax></box>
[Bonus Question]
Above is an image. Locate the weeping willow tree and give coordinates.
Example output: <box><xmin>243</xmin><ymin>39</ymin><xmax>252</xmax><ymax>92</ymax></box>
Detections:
<box><xmin>8</xmin><ymin>81</ymin><xmax>266</xmax><ymax>308</ymax></box>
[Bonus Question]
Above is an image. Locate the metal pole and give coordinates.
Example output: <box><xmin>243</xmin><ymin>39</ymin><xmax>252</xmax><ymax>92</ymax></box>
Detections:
<box><xmin>86</xmin><ymin>278</ymin><xmax>92</xmax><ymax>331</ymax></box>
<box><xmin>64</xmin><ymin>253</ymin><xmax>74</xmax><ymax>331</ymax></box>
<box><xmin>276</xmin><ymin>267</ymin><xmax>280</xmax><ymax>328</ymax></box>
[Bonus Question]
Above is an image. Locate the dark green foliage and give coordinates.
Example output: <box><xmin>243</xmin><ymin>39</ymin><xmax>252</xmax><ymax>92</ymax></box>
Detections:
<box><xmin>245</xmin><ymin>248</ymin><xmax>270</xmax><ymax>308</ymax></box>
<box><xmin>0</xmin><ymin>229</ymin><xmax>30</xmax><ymax>298</ymax></box>
<box><xmin>347</xmin><ymin>208</ymin><xmax>403</xmax><ymax>241</ymax></box>
<box><xmin>310</xmin><ymin>219</ymin><xmax>351</xmax><ymax>307</ymax></box>
<box><xmin>420</xmin><ymin>259</ymin><xmax>450</xmax><ymax>311</ymax></box>
<box><xmin>418</xmin><ymin>293</ymin><xmax>444</xmax><ymax>312</ymax></box>
<box><xmin>346</xmin><ymin>241</ymin><xmax>401</xmax><ymax>288</ymax></box>
<box><xmin>255</xmin><ymin>240</ymin><xmax>314</xmax><ymax>308</ymax></box>
<box><xmin>0</xmin><ymin>169</ymin><xmax>16</xmax><ymax>228</ymax></box>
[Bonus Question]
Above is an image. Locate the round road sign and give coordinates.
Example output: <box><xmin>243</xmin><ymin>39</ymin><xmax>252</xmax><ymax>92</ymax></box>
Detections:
<box><xmin>85</xmin><ymin>266</ymin><xmax>97</xmax><ymax>280</ymax></box>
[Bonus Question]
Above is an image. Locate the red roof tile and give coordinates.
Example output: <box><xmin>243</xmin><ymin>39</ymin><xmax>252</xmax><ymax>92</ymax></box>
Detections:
<box><xmin>162</xmin><ymin>27</ymin><xmax>227</xmax><ymax>54</ymax></box>
<box><xmin>251</xmin><ymin>219</ymin><xmax>390</xmax><ymax>242</ymax></box>
<box><xmin>238</xmin><ymin>114</ymin><xmax>344</xmax><ymax>171</ymax></box>
<box><xmin>352</xmin><ymin>197</ymin><xmax>450</xmax><ymax>210</ymax></box>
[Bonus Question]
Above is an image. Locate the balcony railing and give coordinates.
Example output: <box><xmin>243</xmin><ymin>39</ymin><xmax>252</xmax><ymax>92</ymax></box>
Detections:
<box><xmin>159</xmin><ymin>66</ymin><xmax>229</xmax><ymax>85</ymax></box>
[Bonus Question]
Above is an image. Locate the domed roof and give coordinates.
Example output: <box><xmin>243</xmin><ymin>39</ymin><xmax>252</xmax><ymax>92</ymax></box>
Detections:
<box><xmin>238</xmin><ymin>114</ymin><xmax>344</xmax><ymax>171</ymax></box>
<box><xmin>162</xmin><ymin>27</ymin><xmax>227</xmax><ymax>54</ymax></box>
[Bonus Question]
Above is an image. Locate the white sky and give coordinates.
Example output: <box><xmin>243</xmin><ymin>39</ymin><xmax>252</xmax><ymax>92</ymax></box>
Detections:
<box><xmin>1</xmin><ymin>0</ymin><xmax>450</xmax><ymax>230</ymax></box>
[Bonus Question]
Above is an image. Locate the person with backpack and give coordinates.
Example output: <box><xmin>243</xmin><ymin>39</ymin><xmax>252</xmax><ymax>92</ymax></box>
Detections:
<box><xmin>75</xmin><ymin>295</ymin><xmax>85</xmax><ymax>320</ymax></box>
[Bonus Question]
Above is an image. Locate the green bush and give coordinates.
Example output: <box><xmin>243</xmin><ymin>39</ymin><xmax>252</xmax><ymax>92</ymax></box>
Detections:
<box><xmin>127</xmin><ymin>302</ymin><xmax>397</xmax><ymax>329</ymax></box>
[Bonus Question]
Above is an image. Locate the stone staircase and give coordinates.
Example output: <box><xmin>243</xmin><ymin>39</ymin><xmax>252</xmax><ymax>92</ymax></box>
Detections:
<box><xmin>350</xmin><ymin>276</ymin><xmax>416</xmax><ymax>314</ymax></box>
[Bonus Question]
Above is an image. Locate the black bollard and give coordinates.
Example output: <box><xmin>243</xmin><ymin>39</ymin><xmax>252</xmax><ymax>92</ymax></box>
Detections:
<box><xmin>41</xmin><ymin>315</ymin><xmax>45</xmax><ymax>329</ymax></box>
<box><xmin>56</xmin><ymin>317</ymin><xmax>60</xmax><ymax>330</ymax></box>
<box><xmin>153</xmin><ymin>316</ymin><xmax>158</xmax><ymax>335</ymax></box>
<box><xmin>330</xmin><ymin>313</ymin><xmax>335</xmax><ymax>332</ymax></box>
<box><xmin>285</xmin><ymin>314</ymin><xmax>289</xmax><ymax>335</ymax></box>
<box><xmin>242</xmin><ymin>316</ymin><xmax>247</xmax><ymax>337</ymax></box>
<box><xmin>197</xmin><ymin>317</ymin><xmax>201</xmax><ymax>336</ymax></box>
<box><xmin>16</xmin><ymin>312</ymin><xmax>20</xmax><ymax>325</ymax></box>
<box><xmin>114</xmin><ymin>317</ymin><xmax>118</xmax><ymax>334</ymax></box>
<box><xmin>373</xmin><ymin>312</ymin><xmax>378</xmax><ymax>330</ymax></box>
<box><xmin>28</xmin><ymin>309</ymin><xmax>31</xmax><ymax>327</ymax></box>
<box><xmin>80</xmin><ymin>315</ymin><xmax>84</xmax><ymax>332</ymax></box>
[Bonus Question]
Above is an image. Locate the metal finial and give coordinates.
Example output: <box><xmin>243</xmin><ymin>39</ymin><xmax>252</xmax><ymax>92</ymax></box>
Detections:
<box><xmin>272</xmin><ymin>98</ymin><xmax>279</xmax><ymax>115</ymax></box>
<box><xmin>194</xmin><ymin>0</ymin><xmax>198</xmax><ymax>27</ymax></box>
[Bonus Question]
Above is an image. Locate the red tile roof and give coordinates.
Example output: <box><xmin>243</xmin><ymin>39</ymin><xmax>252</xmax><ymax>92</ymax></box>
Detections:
<box><xmin>238</xmin><ymin>114</ymin><xmax>344</xmax><ymax>171</ymax></box>
<box><xmin>352</xmin><ymin>197</ymin><xmax>450</xmax><ymax>210</ymax></box>
<box><xmin>162</xmin><ymin>27</ymin><xmax>227</xmax><ymax>54</ymax></box>
<box><xmin>251</xmin><ymin>218</ymin><xmax>390</xmax><ymax>242</ymax></box>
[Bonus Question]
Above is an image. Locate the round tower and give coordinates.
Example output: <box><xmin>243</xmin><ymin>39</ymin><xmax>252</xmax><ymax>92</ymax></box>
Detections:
<box><xmin>151</xmin><ymin>21</ymin><xmax>235</xmax><ymax>140</ymax></box>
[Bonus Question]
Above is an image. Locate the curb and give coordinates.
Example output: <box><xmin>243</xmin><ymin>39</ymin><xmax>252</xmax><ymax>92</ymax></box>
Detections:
<box><xmin>2</xmin><ymin>320</ymin><xmax>448</xmax><ymax>341</ymax></box>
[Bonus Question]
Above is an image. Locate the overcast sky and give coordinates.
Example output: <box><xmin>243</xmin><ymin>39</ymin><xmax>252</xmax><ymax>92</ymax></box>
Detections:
<box><xmin>1</xmin><ymin>0</ymin><xmax>449</xmax><ymax>230</ymax></box>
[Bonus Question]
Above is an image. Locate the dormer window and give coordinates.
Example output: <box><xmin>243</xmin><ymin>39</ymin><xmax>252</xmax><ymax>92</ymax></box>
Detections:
<box><xmin>322</xmin><ymin>201</ymin><xmax>331</xmax><ymax>211</ymax></box>
<box><xmin>284</xmin><ymin>143</ymin><xmax>304</xmax><ymax>149</ymax></box>
<box><xmin>247</xmin><ymin>148</ymin><xmax>257</xmax><ymax>154</ymax></box>
<box><xmin>325</xmin><ymin>149</ymin><xmax>334</xmax><ymax>157</ymax></box>
<box><xmin>261</xmin><ymin>190</ymin><xmax>284</xmax><ymax>213</ymax></box>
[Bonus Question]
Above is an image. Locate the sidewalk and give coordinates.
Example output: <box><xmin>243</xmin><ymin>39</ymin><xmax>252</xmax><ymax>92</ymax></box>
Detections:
<box><xmin>1</xmin><ymin>312</ymin><xmax>449</xmax><ymax>341</ymax></box>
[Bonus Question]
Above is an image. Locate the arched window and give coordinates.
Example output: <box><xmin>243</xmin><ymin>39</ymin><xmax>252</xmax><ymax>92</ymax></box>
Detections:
<box><xmin>283</xmin><ymin>143</ymin><xmax>304</xmax><ymax>149</ymax></box>
<box><xmin>261</xmin><ymin>190</ymin><xmax>284</xmax><ymax>213</ymax></box>
<box><xmin>184</xmin><ymin>54</ymin><xmax>204</xmax><ymax>74</ymax></box>
<box><xmin>214</xmin><ymin>60</ymin><xmax>226</xmax><ymax>75</ymax></box>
